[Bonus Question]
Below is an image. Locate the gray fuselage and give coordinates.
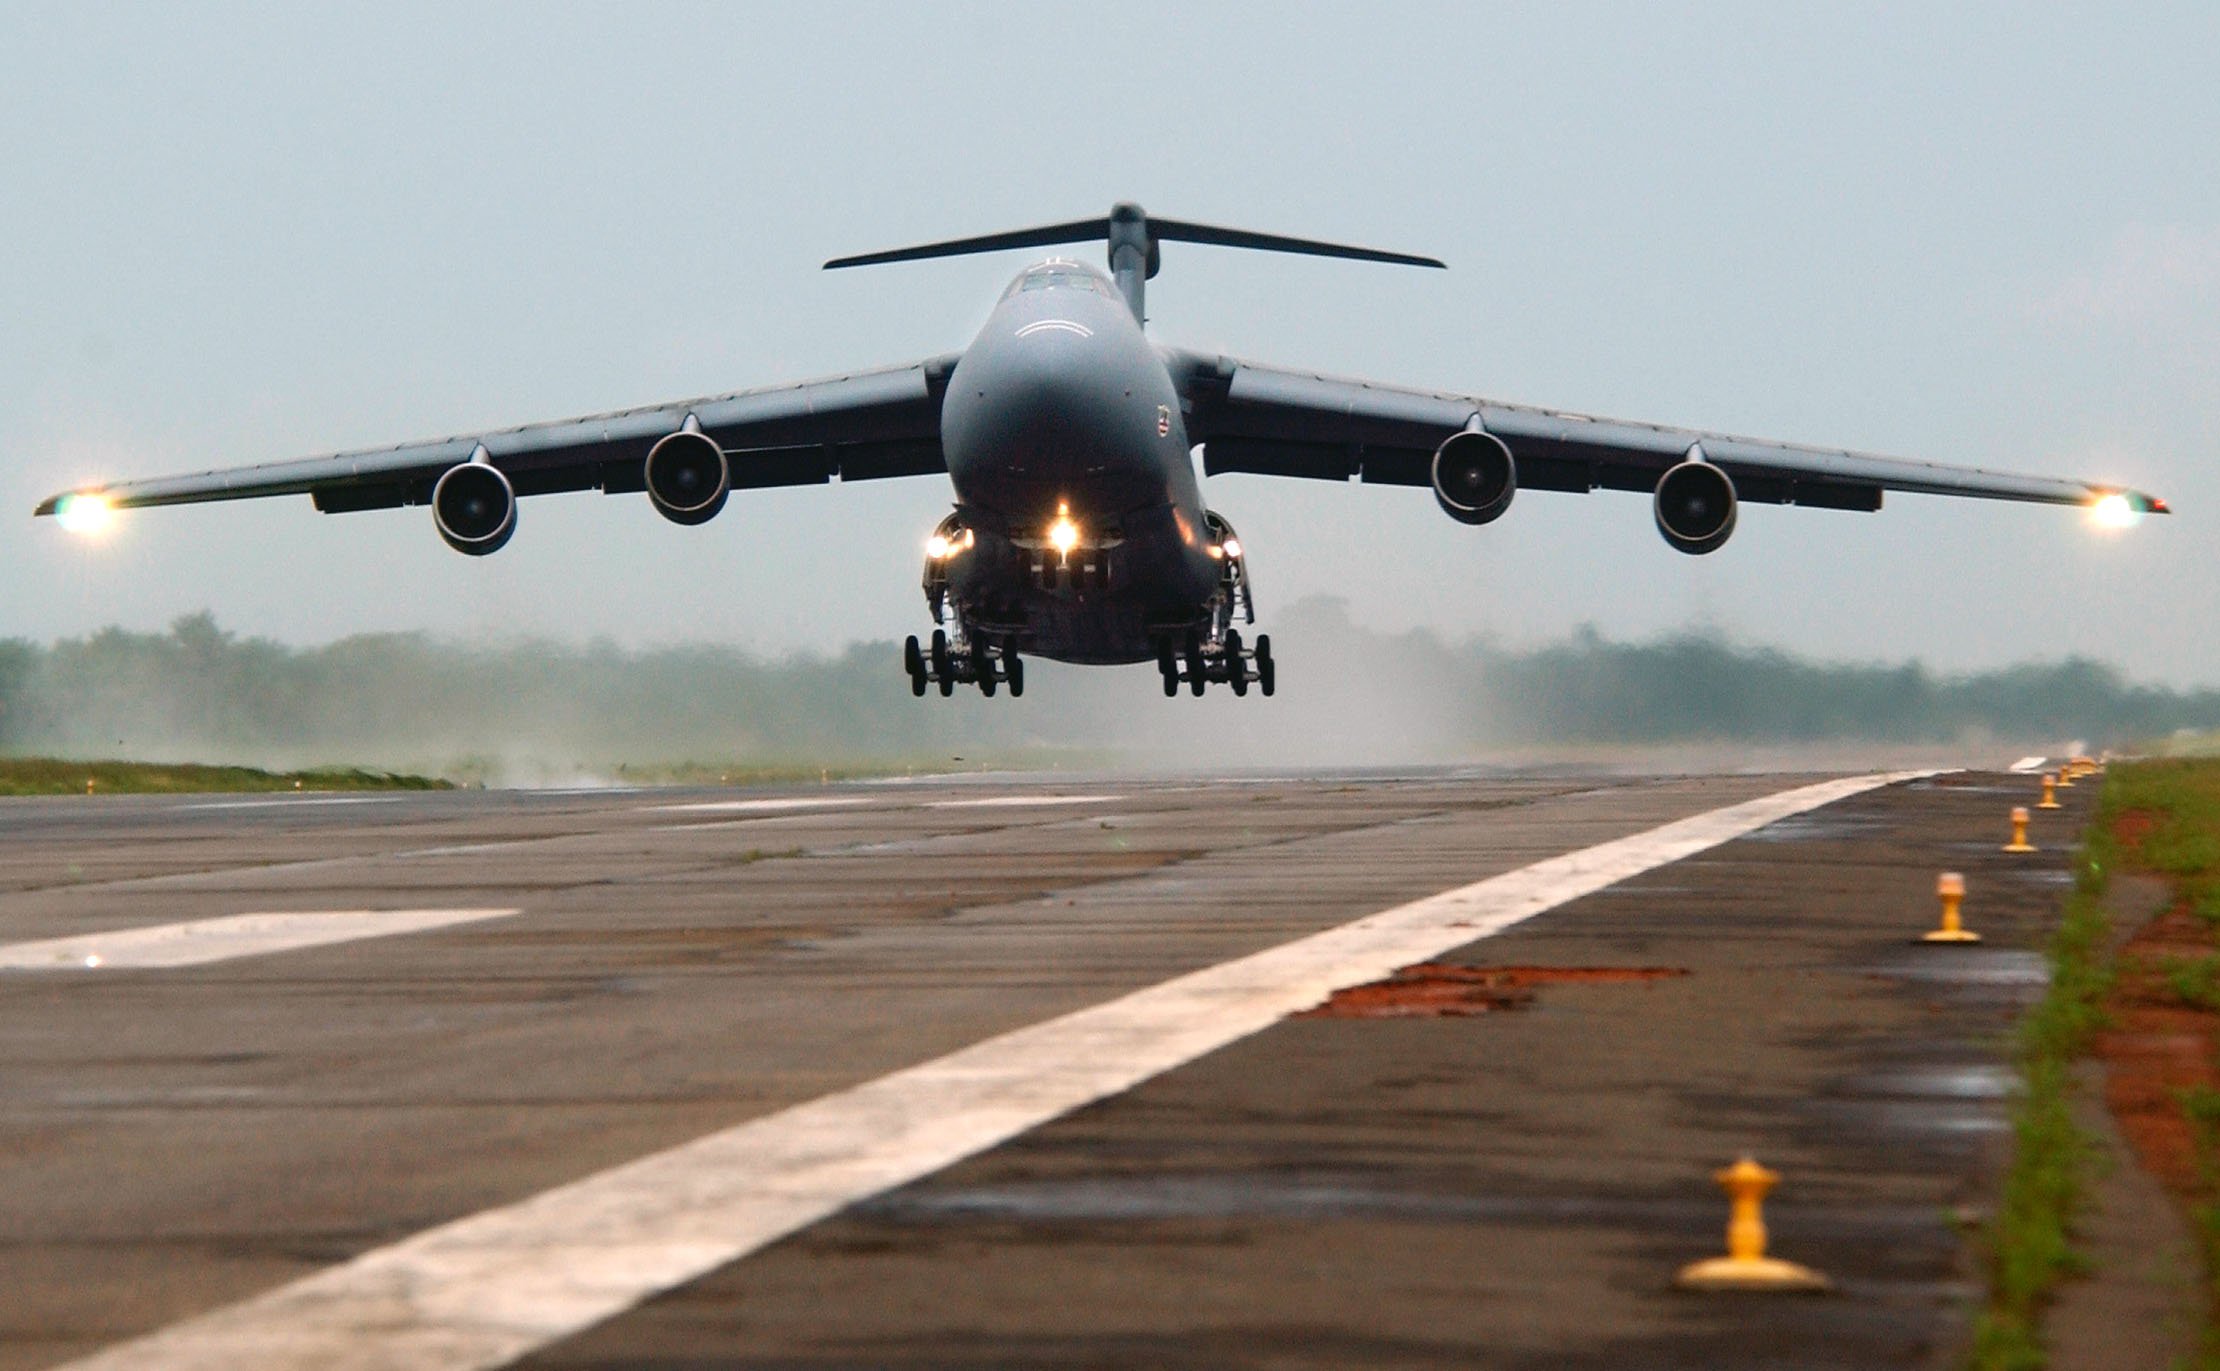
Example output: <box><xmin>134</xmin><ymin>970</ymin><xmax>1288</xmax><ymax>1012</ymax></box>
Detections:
<box><xmin>935</xmin><ymin>262</ymin><xmax>1222</xmax><ymax>664</ymax></box>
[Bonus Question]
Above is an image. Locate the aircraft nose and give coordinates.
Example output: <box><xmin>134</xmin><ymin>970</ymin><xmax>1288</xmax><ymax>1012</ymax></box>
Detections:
<box><xmin>941</xmin><ymin>306</ymin><xmax>1158</xmax><ymax>513</ymax></box>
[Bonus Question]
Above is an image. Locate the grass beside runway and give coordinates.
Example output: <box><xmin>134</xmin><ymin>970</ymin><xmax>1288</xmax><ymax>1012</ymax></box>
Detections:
<box><xmin>1968</xmin><ymin>803</ymin><xmax>2116</xmax><ymax>1370</ymax></box>
<box><xmin>0</xmin><ymin>757</ymin><xmax>450</xmax><ymax>796</ymax></box>
<box><xmin>2104</xmin><ymin>760</ymin><xmax>2220</xmax><ymax>1371</ymax></box>
<box><xmin>1972</xmin><ymin>758</ymin><xmax>2220</xmax><ymax>1370</ymax></box>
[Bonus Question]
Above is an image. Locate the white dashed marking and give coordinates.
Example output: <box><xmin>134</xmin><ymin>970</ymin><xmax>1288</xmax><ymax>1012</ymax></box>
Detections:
<box><xmin>648</xmin><ymin>798</ymin><xmax>872</xmax><ymax>814</ymax></box>
<box><xmin>928</xmin><ymin>795</ymin><xmax>1124</xmax><ymax>809</ymax></box>
<box><xmin>0</xmin><ymin>909</ymin><xmax>521</xmax><ymax>972</ymax></box>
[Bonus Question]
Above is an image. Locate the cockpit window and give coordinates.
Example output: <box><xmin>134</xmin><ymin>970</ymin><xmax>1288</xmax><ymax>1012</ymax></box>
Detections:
<box><xmin>1007</xmin><ymin>266</ymin><xmax>1110</xmax><ymax>297</ymax></box>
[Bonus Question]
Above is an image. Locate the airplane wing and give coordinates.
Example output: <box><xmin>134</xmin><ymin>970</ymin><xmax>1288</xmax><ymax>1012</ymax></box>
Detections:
<box><xmin>34</xmin><ymin>355</ymin><xmax>961</xmax><ymax>518</ymax></box>
<box><xmin>1170</xmin><ymin>351</ymin><xmax>2168</xmax><ymax>515</ymax></box>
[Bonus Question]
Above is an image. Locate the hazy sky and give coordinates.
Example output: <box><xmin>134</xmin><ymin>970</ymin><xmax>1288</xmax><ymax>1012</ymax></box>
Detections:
<box><xmin>5</xmin><ymin>3</ymin><xmax>2215</xmax><ymax>683</ymax></box>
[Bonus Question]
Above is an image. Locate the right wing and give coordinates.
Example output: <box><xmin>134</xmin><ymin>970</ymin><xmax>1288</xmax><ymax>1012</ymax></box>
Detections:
<box><xmin>1170</xmin><ymin>352</ymin><xmax>2167</xmax><ymax>514</ymax></box>
<box><xmin>35</xmin><ymin>355</ymin><xmax>960</xmax><ymax>517</ymax></box>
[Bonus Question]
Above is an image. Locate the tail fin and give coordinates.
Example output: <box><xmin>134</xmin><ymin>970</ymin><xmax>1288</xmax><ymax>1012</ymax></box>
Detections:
<box><xmin>825</xmin><ymin>201</ymin><xmax>1442</xmax><ymax>321</ymax></box>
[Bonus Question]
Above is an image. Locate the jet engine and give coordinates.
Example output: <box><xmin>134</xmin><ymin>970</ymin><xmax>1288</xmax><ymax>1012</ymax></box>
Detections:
<box><xmin>432</xmin><ymin>461</ymin><xmax>517</xmax><ymax>556</ymax></box>
<box><xmin>1653</xmin><ymin>458</ymin><xmax>1737</xmax><ymax>555</ymax></box>
<box><xmin>643</xmin><ymin>428</ymin><xmax>730</xmax><ymax>525</ymax></box>
<box><xmin>1431</xmin><ymin>428</ymin><xmax>1516</xmax><ymax>526</ymax></box>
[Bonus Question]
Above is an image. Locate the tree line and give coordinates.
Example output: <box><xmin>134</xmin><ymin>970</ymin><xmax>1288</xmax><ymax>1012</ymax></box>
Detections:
<box><xmin>1</xmin><ymin>604</ymin><xmax>2212</xmax><ymax>780</ymax></box>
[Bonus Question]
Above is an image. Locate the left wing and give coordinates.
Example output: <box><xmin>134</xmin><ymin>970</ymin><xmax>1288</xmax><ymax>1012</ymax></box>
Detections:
<box><xmin>1169</xmin><ymin>351</ymin><xmax>2167</xmax><ymax>515</ymax></box>
<box><xmin>35</xmin><ymin>356</ymin><xmax>960</xmax><ymax>517</ymax></box>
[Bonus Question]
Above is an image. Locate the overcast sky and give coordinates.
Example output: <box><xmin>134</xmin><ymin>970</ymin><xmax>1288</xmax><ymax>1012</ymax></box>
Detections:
<box><xmin>4</xmin><ymin>3</ymin><xmax>2214</xmax><ymax>684</ymax></box>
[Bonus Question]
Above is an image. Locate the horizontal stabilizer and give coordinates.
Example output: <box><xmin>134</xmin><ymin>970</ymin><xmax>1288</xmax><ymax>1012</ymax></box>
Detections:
<box><xmin>825</xmin><ymin>202</ymin><xmax>1444</xmax><ymax>272</ymax></box>
<box><xmin>1148</xmin><ymin>218</ymin><xmax>1444</xmax><ymax>269</ymax></box>
<box><xmin>824</xmin><ymin>217</ymin><xmax>1115</xmax><ymax>270</ymax></box>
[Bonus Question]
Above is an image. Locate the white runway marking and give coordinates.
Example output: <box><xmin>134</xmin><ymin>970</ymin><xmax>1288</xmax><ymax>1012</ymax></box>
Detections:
<box><xmin>183</xmin><ymin>796</ymin><xmax>409</xmax><ymax>811</ymax></box>
<box><xmin>0</xmin><ymin>909</ymin><xmax>521</xmax><ymax>972</ymax></box>
<box><xmin>929</xmin><ymin>794</ymin><xmax>1123</xmax><ymax>809</ymax></box>
<box><xmin>648</xmin><ymin>798</ymin><xmax>872</xmax><ymax>814</ymax></box>
<box><xmin>57</xmin><ymin>772</ymin><xmax>1924</xmax><ymax>1371</ymax></box>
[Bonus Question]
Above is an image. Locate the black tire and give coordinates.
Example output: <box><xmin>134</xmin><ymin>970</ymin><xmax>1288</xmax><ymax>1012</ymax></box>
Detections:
<box><xmin>979</xmin><ymin>672</ymin><xmax>996</xmax><ymax>697</ymax></box>
<box><xmin>1183</xmin><ymin>632</ymin><xmax>1205</xmax><ymax>697</ymax></box>
<box><xmin>1255</xmin><ymin>633</ymin><xmax>1275</xmax><ymax>697</ymax></box>
<box><xmin>930</xmin><ymin>630</ymin><xmax>954</xmax><ymax>697</ymax></box>
<box><xmin>1003</xmin><ymin>643</ymin><xmax>1025</xmax><ymax>698</ymax></box>
<box><xmin>1225</xmin><ymin>631</ymin><xmax>1247</xmax><ymax>697</ymax></box>
<box><xmin>1162</xmin><ymin>670</ymin><xmax>1179</xmax><ymax>698</ymax></box>
<box><xmin>910</xmin><ymin>673</ymin><xmax>927</xmax><ymax>698</ymax></box>
<box><xmin>1156</xmin><ymin>639</ymin><xmax>1176</xmax><ymax>678</ymax></box>
<box><xmin>903</xmin><ymin>635</ymin><xmax>923</xmax><ymax>676</ymax></box>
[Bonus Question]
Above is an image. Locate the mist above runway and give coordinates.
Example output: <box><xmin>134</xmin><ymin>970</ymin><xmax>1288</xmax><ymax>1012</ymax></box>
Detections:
<box><xmin>2</xmin><ymin>599</ymin><xmax>2212</xmax><ymax>786</ymax></box>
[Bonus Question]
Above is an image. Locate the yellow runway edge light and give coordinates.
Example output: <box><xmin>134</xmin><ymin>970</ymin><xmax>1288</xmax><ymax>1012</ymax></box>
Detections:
<box><xmin>2038</xmin><ymin>773</ymin><xmax>2061</xmax><ymax>810</ymax></box>
<box><xmin>1675</xmin><ymin>1157</ymin><xmax>1832</xmax><ymax>1293</ymax></box>
<box><xmin>1922</xmin><ymin>871</ymin><xmax>1980</xmax><ymax>943</ymax></box>
<box><xmin>2004</xmin><ymin>806</ymin><xmax>2035</xmax><ymax>853</ymax></box>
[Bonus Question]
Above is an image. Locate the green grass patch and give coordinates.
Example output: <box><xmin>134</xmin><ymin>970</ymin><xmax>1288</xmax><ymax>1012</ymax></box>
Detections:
<box><xmin>0</xmin><ymin>757</ymin><xmax>450</xmax><ymax>797</ymax></box>
<box><xmin>1968</xmin><ymin>785</ymin><xmax>2122</xmax><ymax>1370</ymax></box>
<box><xmin>2105</xmin><ymin>757</ymin><xmax>2220</xmax><ymax>925</ymax></box>
<box><xmin>2164</xmin><ymin>955</ymin><xmax>2220</xmax><ymax>1012</ymax></box>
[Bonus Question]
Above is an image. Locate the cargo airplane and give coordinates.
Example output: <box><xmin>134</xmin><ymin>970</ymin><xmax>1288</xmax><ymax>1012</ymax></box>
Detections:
<box><xmin>37</xmin><ymin>203</ymin><xmax>2167</xmax><ymax>698</ymax></box>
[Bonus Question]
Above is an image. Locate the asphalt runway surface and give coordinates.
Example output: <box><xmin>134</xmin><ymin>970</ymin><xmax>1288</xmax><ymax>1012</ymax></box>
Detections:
<box><xmin>0</xmin><ymin>767</ymin><xmax>2088</xmax><ymax>1369</ymax></box>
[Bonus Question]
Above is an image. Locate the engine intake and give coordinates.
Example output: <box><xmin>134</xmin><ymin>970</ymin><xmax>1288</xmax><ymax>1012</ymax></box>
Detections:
<box><xmin>644</xmin><ymin>429</ymin><xmax>730</xmax><ymax>525</ymax></box>
<box><xmin>432</xmin><ymin>462</ymin><xmax>516</xmax><ymax>556</ymax></box>
<box><xmin>1654</xmin><ymin>458</ymin><xmax>1737</xmax><ymax>555</ymax></box>
<box><xmin>1431</xmin><ymin>428</ymin><xmax>1516</xmax><ymax>526</ymax></box>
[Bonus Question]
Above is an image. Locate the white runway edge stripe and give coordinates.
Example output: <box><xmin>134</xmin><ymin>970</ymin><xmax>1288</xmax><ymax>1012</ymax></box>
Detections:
<box><xmin>0</xmin><ymin>909</ymin><xmax>521</xmax><ymax>972</ymax></box>
<box><xmin>59</xmin><ymin>772</ymin><xmax>1927</xmax><ymax>1371</ymax></box>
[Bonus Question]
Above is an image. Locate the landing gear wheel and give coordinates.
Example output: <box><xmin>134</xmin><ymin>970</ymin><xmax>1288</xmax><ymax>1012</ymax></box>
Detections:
<box><xmin>1226</xmin><ymin>630</ymin><xmax>1247</xmax><ymax>697</ymax></box>
<box><xmin>979</xmin><ymin>669</ymin><xmax>996</xmax><ymax>697</ymax></box>
<box><xmin>1255</xmin><ymin>633</ymin><xmax>1275</xmax><ymax>697</ymax></box>
<box><xmin>1003</xmin><ymin>642</ymin><xmax>1025</xmax><ymax>698</ymax></box>
<box><xmin>904</xmin><ymin>635</ymin><xmax>927</xmax><ymax>697</ymax></box>
<box><xmin>930</xmin><ymin>629</ymin><xmax>953</xmax><ymax>697</ymax></box>
<box><xmin>1185</xmin><ymin>632</ymin><xmax>1207</xmax><ymax>698</ymax></box>
<box><xmin>1162</xmin><ymin>669</ymin><xmax>1179</xmax><ymax>698</ymax></box>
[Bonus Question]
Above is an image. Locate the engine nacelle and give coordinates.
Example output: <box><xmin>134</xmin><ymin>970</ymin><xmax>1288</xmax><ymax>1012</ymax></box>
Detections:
<box><xmin>1654</xmin><ymin>459</ymin><xmax>1737</xmax><ymax>555</ymax></box>
<box><xmin>644</xmin><ymin>429</ymin><xmax>730</xmax><ymax>526</ymax></box>
<box><xmin>432</xmin><ymin>461</ymin><xmax>516</xmax><ymax>556</ymax></box>
<box><xmin>1431</xmin><ymin>428</ymin><xmax>1517</xmax><ymax>526</ymax></box>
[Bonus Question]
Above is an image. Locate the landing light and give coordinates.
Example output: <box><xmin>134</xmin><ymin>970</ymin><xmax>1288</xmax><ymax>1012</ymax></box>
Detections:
<box><xmin>926</xmin><ymin>533</ymin><xmax>952</xmax><ymax>559</ymax></box>
<box><xmin>1221</xmin><ymin>537</ymin><xmax>1242</xmax><ymax>559</ymax></box>
<box><xmin>1048</xmin><ymin>503</ymin><xmax>1080</xmax><ymax>555</ymax></box>
<box><xmin>55</xmin><ymin>492</ymin><xmax>114</xmax><ymax>536</ymax></box>
<box><xmin>2088</xmin><ymin>492</ymin><xmax>2142</xmax><ymax>530</ymax></box>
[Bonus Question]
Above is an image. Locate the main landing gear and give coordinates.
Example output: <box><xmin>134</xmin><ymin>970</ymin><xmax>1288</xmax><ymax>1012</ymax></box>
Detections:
<box><xmin>905</xmin><ymin>630</ymin><xmax>1024</xmax><ymax>699</ymax></box>
<box><xmin>1158</xmin><ymin>629</ymin><xmax>1273</xmax><ymax>698</ymax></box>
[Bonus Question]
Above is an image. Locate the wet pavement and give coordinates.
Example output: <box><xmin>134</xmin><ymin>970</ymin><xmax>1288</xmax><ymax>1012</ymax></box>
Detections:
<box><xmin>0</xmin><ymin>768</ymin><xmax>2087</xmax><ymax>1368</ymax></box>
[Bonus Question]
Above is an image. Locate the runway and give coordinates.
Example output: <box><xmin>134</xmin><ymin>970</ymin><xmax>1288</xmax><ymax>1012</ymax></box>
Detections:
<box><xmin>0</xmin><ymin>768</ymin><xmax>2085</xmax><ymax>1368</ymax></box>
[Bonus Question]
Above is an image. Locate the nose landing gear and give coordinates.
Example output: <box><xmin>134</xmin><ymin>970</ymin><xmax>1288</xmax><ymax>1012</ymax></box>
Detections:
<box><xmin>906</xmin><ymin>630</ymin><xmax>1024</xmax><ymax>699</ymax></box>
<box><xmin>1157</xmin><ymin>630</ymin><xmax>1273</xmax><ymax>698</ymax></box>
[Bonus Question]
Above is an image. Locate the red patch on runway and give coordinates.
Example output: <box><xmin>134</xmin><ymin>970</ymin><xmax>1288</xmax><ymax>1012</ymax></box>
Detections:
<box><xmin>1297</xmin><ymin>963</ymin><xmax>1689</xmax><ymax>1018</ymax></box>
